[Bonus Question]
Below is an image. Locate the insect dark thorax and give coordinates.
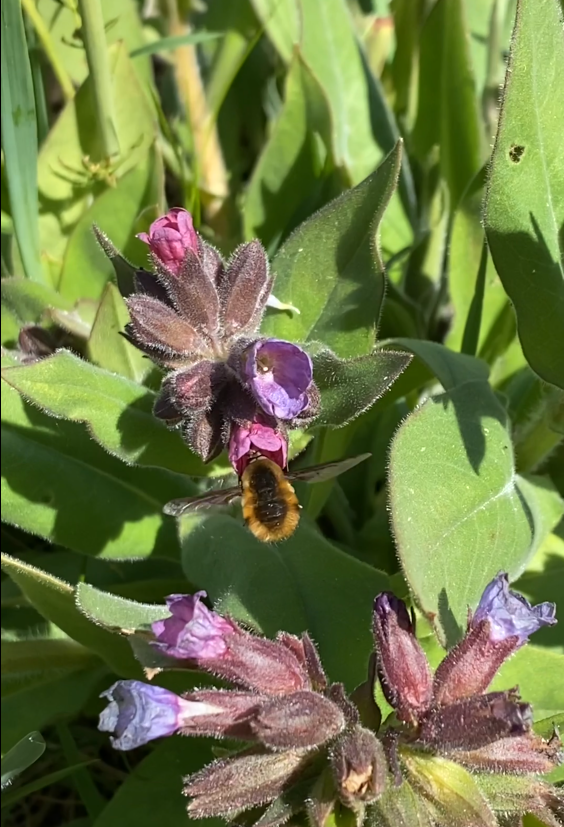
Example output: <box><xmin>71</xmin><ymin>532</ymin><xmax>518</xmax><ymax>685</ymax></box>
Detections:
<box><xmin>248</xmin><ymin>462</ymin><xmax>288</xmax><ymax>527</ymax></box>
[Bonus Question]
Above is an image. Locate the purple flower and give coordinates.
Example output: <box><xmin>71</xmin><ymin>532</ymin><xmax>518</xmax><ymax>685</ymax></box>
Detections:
<box><xmin>372</xmin><ymin>593</ymin><xmax>432</xmax><ymax>724</ymax></box>
<box><xmin>473</xmin><ymin>572</ymin><xmax>557</xmax><ymax>645</ymax></box>
<box><xmin>228</xmin><ymin>417</ymin><xmax>288</xmax><ymax>476</ymax></box>
<box><xmin>137</xmin><ymin>208</ymin><xmax>199</xmax><ymax>276</ymax></box>
<box><xmin>98</xmin><ymin>680</ymin><xmax>221</xmax><ymax>750</ymax></box>
<box><xmin>152</xmin><ymin>592</ymin><xmax>237</xmax><ymax>660</ymax></box>
<box><xmin>243</xmin><ymin>339</ymin><xmax>313</xmax><ymax>420</ymax></box>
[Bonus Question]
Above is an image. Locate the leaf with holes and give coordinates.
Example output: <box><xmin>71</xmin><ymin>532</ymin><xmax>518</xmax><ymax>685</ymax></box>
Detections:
<box><xmin>485</xmin><ymin>0</ymin><xmax>564</xmax><ymax>389</ymax></box>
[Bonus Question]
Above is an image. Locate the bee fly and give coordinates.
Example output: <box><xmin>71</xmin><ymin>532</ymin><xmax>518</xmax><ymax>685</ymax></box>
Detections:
<box><xmin>163</xmin><ymin>453</ymin><xmax>371</xmax><ymax>543</ymax></box>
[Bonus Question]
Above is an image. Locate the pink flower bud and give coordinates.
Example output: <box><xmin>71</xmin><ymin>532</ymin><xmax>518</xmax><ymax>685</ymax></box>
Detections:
<box><xmin>372</xmin><ymin>593</ymin><xmax>432</xmax><ymax>724</ymax></box>
<box><xmin>137</xmin><ymin>208</ymin><xmax>198</xmax><ymax>275</ymax></box>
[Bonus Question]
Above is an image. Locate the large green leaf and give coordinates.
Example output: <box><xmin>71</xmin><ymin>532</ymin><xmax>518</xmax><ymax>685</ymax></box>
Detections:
<box><xmin>261</xmin><ymin>143</ymin><xmax>403</xmax><ymax>358</ymax></box>
<box><xmin>76</xmin><ymin>583</ymin><xmax>168</xmax><ymax>630</ymax></box>
<box><xmin>93</xmin><ymin>737</ymin><xmax>221</xmax><ymax>827</ymax></box>
<box><xmin>1</xmin><ymin>667</ymin><xmax>106</xmax><ymax>753</ymax></box>
<box><xmin>412</xmin><ymin>0</ymin><xmax>483</xmax><ymax>208</ymax></box>
<box><xmin>36</xmin><ymin>0</ymin><xmax>152</xmax><ymax>87</ymax></box>
<box><xmin>243</xmin><ymin>52</ymin><xmax>332</xmax><ymax>251</ymax></box>
<box><xmin>1</xmin><ymin>375</ymin><xmax>196</xmax><ymax>558</ymax></box>
<box><xmin>0</xmin><ymin>553</ymin><xmax>140</xmax><ymax>677</ymax></box>
<box><xmin>36</xmin><ymin>42</ymin><xmax>158</xmax><ymax>284</ymax></box>
<box><xmin>379</xmin><ymin>338</ymin><xmax>489</xmax><ymax>390</ymax></box>
<box><xmin>1</xmin><ymin>277</ymin><xmax>72</xmax><ymax>345</ymax></box>
<box><xmin>484</xmin><ymin>0</ymin><xmax>564</xmax><ymax>389</ymax></box>
<box><xmin>516</xmin><ymin>531</ymin><xmax>564</xmax><ymax>651</ymax></box>
<box><xmin>87</xmin><ymin>283</ymin><xmax>148</xmax><ymax>381</ymax></box>
<box><xmin>492</xmin><ymin>645</ymin><xmax>564</xmax><ymax>720</ymax></box>
<box><xmin>57</xmin><ymin>148</ymin><xmax>164</xmax><ymax>302</ymax></box>
<box><xmin>312</xmin><ymin>348</ymin><xmax>412</xmax><ymax>428</ymax></box>
<box><xmin>446</xmin><ymin>170</ymin><xmax>510</xmax><ymax>357</ymax></box>
<box><xmin>1</xmin><ymin>0</ymin><xmax>45</xmax><ymax>283</ymax></box>
<box><xmin>249</xmin><ymin>0</ymin><xmax>299</xmax><ymax>64</ymax></box>
<box><xmin>1</xmin><ymin>350</ymin><xmax>221</xmax><ymax>476</ymax></box>
<box><xmin>180</xmin><ymin>515</ymin><xmax>389</xmax><ymax>689</ymax></box>
<box><xmin>389</xmin><ymin>380</ymin><xmax>534</xmax><ymax>646</ymax></box>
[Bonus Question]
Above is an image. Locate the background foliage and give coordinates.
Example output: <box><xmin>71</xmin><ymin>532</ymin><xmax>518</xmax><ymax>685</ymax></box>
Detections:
<box><xmin>1</xmin><ymin>0</ymin><xmax>563</xmax><ymax>824</ymax></box>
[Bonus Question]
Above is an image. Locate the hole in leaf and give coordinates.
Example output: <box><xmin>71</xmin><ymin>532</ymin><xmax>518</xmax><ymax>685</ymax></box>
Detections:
<box><xmin>509</xmin><ymin>144</ymin><xmax>525</xmax><ymax>163</ymax></box>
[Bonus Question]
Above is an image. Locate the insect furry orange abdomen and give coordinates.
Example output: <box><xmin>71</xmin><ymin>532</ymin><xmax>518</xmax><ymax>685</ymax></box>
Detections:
<box><xmin>241</xmin><ymin>457</ymin><xmax>300</xmax><ymax>543</ymax></box>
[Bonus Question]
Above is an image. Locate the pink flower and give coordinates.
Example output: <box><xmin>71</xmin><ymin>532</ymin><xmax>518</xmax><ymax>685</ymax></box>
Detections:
<box><xmin>152</xmin><ymin>592</ymin><xmax>236</xmax><ymax>659</ymax></box>
<box><xmin>228</xmin><ymin>417</ymin><xmax>288</xmax><ymax>476</ymax></box>
<box><xmin>137</xmin><ymin>208</ymin><xmax>199</xmax><ymax>275</ymax></box>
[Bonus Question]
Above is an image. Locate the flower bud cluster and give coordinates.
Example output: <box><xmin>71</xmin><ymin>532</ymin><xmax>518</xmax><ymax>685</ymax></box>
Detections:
<box><xmin>99</xmin><ymin>575</ymin><xmax>561</xmax><ymax>826</ymax></box>
<box><xmin>100</xmin><ymin>208</ymin><xmax>319</xmax><ymax>469</ymax></box>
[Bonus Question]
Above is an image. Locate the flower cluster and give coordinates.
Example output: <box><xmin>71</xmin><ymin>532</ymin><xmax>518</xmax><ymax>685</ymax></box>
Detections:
<box><xmin>99</xmin><ymin>575</ymin><xmax>561</xmax><ymax>826</ymax></box>
<box><xmin>101</xmin><ymin>208</ymin><xmax>319</xmax><ymax>468</ymax></box>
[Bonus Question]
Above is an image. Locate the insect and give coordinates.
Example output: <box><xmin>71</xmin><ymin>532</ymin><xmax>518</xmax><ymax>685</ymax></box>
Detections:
<box><xmin>163</xmin><ymin>453</ymin><xmax>371</xmax><ymax>543</ymax></box>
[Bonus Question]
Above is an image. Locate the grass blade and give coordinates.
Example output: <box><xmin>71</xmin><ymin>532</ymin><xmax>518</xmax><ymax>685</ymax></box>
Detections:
<box><xmin>1</xmin><ymin>0</ymin><xmax>46</xmax><ymax>283</ymax></box>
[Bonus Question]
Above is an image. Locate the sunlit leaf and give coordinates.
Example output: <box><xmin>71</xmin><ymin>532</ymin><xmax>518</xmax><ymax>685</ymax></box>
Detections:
<box><xmin>484</xmin><ymin>0</ymin><xmax>564</xmax><ymax>389</ymax></box>
<box><xmin>389</xmin><ymin>380</ymin><xmax>534</xmax><ymax>646</ymax></box>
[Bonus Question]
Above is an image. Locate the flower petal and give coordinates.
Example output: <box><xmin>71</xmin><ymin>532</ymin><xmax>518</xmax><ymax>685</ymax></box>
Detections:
<box><xmin>473</xmin><ymin>572</ymin><xmax>557</xmax><ymax>644</ymax></box>
<box><xmin>243</xmin><ymin>339</ymin><xmax>313</xmax><ymax>420</ymax></box>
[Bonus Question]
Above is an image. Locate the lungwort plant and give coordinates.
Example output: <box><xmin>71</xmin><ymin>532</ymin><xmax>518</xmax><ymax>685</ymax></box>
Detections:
<box><xmin>1</xmin><ymin>0</ymin><xmax>563</xmax><ymax>825</ymax></box>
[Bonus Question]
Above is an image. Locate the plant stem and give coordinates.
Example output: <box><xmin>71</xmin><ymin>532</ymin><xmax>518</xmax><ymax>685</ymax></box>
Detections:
<box><xmin>164</xmin><ymin>0</ymin><xmax>228</xmax><ymax>225</ymax></box>
<box><xmin>20</xmin><ymin>0</ymin><xmax>75</xmax><ymax>102</ymax></box>
<box><xmin>76</xmin><ymin>0</ymin><xmax>120</xmax><ymax>159</ymax></box>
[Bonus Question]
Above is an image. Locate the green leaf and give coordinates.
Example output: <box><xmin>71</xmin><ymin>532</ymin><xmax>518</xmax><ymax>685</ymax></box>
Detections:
<box><xmin>180</xmin><ymin>515</ymin><xmax>389</xmax><ymax>688</ymax></box>
<box><xmin>57</xmin><ymin>148</ymin><xmax>164</xmax><ymax>303</ymax></box>
<box><xmin>262</xmin><ymin>143</ymin><xmax>403</xmax><ymax>358</ymax></box>
<box><xmin>1</xmin><ymin>277</ymin><xmax>72</xmax><ymax>345</ymax></box>
<box><xmin>1</xmin><ymin>667</ymin><xmax>106</xmax><ymax>753</ymax></box>
<box><xmin>484</xmin><ymin>0</ymin><xmax>564</xmax><ymax>389</ymax></box>
<box><xmin>1</xmin><ymin>377</ymin><xmax>196</xmax><ymax>558</ymax></box>
<box><xmin>412</xmin><ymin>0</ymin><xmax>483</xmax><ymax>208</ymax></box>
<box><xmin>1</xmin><ymin>732</ymin><xmax>45</xmax><ymax>790</ymax></box>
<box><xmin>130</xmin><ymin>31</ymin><xmax>223</xmax><ymax>58</ymax></box>
<box><xmin>36</xmin><ymin>0</ymin><xmax>153</xmax><ymax>87</ymax></box>
<box><xmin>92</xmin><ymin>736</ymin><xmax>221</xmax><ymax>827</ymax></box>
<box><xmin>533</xmin><ymin>711</ymin><xmax>564</xmax><ymax>738</ymax></box>
<box><xmin>1</xmin><ymin>350</ymin><xmax>221</xmax><ymax>476</ymax></box>
<box><xmin>376</xmin><ymin>776</ymin><xmax>434</xmax><ymax>827</ymax></box>
<box><xmin>1</xmin><ymin>761</ymin><xmax>97</xmax><ymax>809</ymax></box>
<box><xmin>2</xmin><ymin>638</ymin><xmax>99</xmax><ymax>674</ymax></box>
<box><xmin>516</xmin><ymin>531</ymin><xmax>564</xmax><ymax>650</ymax></box>
<box><xmin>446</xmin><ymin>170</ymin><xmax>509</xmax><ymax>357</ymax></box>
<box><xmin>402</xmin><ymin>752</ymin><xmax>497</xmax><ymax>827</ymax></box>
<box><xmin>516</xmin><ymin>474</ymin><xmax>564</xmax><ymax>570</ymax></box>
<box><xmin>492</xmin><ymin>645</ymin><xmax>564</xmax><ymax>720</ymax></box>
<box><xmin>243</xmin><ymin>51</ymin><xmax>332</xmax><ymax>250</ymax></box>
<box><xmin>37</xmin><ymin>41</ymin><xmax>158</xmax><ymax>285</ymax></box>
<box><xmin>1</xmin><ymin>553</ymin><xmax>141</xmax><ymax>677</ymax></box>
<box><xmin>389</xmin><ymin>380</ymin><xmax>534</xmax><ymax>646</ymax></box>
<box><xmin>76</xmin><ymin>583</ymin><xmax>168</xmax><ymax>631</ymax></box>
<box><xmin>249</xmin><ymin>0</ymin><xmax>300</xmax><ymax>64</ymax></box>
<box><xmin>379</xmin><ymin>338</ymin><xmax>490</xmax><ymax>390</ymax></box>
<box><xmin>1</xmin><ymin>0</ymin><xmax>45</xmax><ymax>283</ymax></box>
<box><xmin>87</xmin><ymin>283</ymin><xmax>148</xmax><ymax>381</ymax></box>
<box><xmin>312</xmin><ymin>348</ymin><xmax>412</xmax><ymax>427</ymax></box>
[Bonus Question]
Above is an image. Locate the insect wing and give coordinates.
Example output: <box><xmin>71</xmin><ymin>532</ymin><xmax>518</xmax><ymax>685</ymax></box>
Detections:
<box><xmin>288</xmin><ymin>453</ymin><xmax>371</xmax><ymax>484</ymax></box>
<box><xmin>163</xmin><ymin>486</ymin><xmax>241</xmax><ymax>517</ymax></box>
